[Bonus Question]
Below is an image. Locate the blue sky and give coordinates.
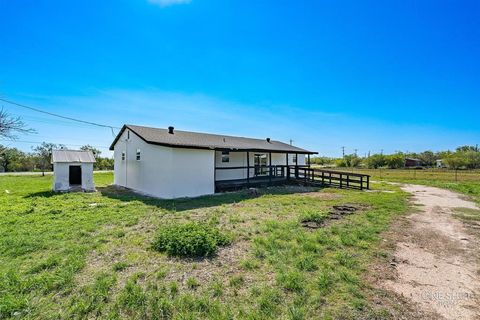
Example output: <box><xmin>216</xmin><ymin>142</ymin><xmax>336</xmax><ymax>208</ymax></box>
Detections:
<box><xmin>1</xmin><ymin>0</ymin><xmax>479</xmax><ymax>157</ymax></box>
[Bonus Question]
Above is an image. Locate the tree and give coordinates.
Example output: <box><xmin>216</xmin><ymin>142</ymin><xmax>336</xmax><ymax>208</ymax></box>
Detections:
<box><xmin>33</xmin><ymin>142</ymin><xmax>64</xmax><ymax>176</ymax></box>
<box><xmin>335</xmin><ymin>154</ymin><xmax>362</xmax><ymax>168</ymax></box>
<box><xmin>95</xmin><ymin>157</ymin><xmax>114</xmax><ymax>170</ymax></box>
<box><xmin>0</xmin><ymin>146</ymin><xmax>25</xmax><ymax>172</ymax></box>
<box><xmin>464</xmin><ymin>150</ymin><xmax>480</xmax><ymax>169</ymax></box>
<box><xmin>456</xmin><ymin>145</ymin><xmax>479</xmax><ymax>153</ymax></box>
<box><xmin>443</xmin><ymin>153</ymin><xmax>467</xmax><ymax>170</ymax></box>
<box><xmin>0</xmin><ymin>108</ymin><xmax>34</xmax><ymax>139</ymax></box>
<box><xmin>417</xmin><ymin>151</ymin><xmax>436</xmax><ymax>167</ymax></box>
<box><xmin>386</xmin><ymin>153</ymin><xmax>405</xmax><ymax>169</ymax></box>
<box><xmin>80</xmin><ymin>145</ymin><xmax>101</xmax><ymax>157</ymax></box>
<box><xmin>365</xmin><ymin>154</ymin><xmax>386</xmax><ymax>169</ymax></box>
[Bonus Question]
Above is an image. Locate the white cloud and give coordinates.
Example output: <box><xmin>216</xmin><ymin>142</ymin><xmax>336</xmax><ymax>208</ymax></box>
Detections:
<box><xmin>148</xmin><ymin>0</ymin><xmax>191</xmax><ymax>8</ymax></box>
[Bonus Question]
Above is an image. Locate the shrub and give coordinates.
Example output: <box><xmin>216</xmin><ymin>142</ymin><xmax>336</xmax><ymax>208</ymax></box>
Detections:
<box><xmin>152</xmin><ymin>222</ymin><xmax>231</xmax><ymax>257</ymax></box>
<box><xmin>299</xmin><ymin>210</ymin><xmax>327</xmax><ymax>224</ymax></box>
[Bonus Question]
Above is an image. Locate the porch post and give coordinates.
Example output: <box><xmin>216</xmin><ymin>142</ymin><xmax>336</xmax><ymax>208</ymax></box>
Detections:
<box><xmin>308</xmin><ymin>154</ymin><xmax>311</xmax><ymax>168</ymax></box>
<box><xmin>269</xmin><ymin>152</ymin><xmax>272</xmax><ymax>185</ymax></box>
<box><xmin>246</xmin><ymin>151</ymin><xmax>250</xmax><ymax>187</ymax></box>
<box><xmin>286</xmin><ymin>153</ymin><xmax>289</xmax><ymax>179</ymax></box>
<box><xmin>295</xmin><ymin>152</ymin><xmax>299</xmax><ymax>179</ymax></box>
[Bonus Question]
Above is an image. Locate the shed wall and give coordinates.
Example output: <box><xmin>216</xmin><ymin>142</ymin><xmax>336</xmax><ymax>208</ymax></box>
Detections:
<box><xmin>53</xmin><ymin>162</ymin><xmax>95</xmax><ymax>191</ymax></box>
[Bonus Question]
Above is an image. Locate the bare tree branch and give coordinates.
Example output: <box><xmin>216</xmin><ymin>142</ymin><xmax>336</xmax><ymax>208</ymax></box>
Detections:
<box><xmin>0</xmin><ymin>108</ymin><xmax>36</xmax><ymax>139</ymax></box>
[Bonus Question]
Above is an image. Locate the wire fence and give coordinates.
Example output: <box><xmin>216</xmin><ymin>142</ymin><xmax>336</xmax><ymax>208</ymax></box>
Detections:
<box><xmin>314</xmin><ymin>167</ymin><xmax>480</xmax><ymax>183</ymax></box>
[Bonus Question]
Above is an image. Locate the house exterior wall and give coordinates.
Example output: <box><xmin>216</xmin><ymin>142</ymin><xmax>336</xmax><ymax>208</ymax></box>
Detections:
<box><xmin>215</xmin><ymin>151</ymin><xmax>306</xmax><ymax>181</ymax></box>
<box><xmin>113</xmin><ymin>129</ymin><xmax>215</xmax><ymax>199</ymax></box>
<box><xmin>52</xmin><ymin>162</ymin><xmax>95</xmax><ymax>191</ymax></box>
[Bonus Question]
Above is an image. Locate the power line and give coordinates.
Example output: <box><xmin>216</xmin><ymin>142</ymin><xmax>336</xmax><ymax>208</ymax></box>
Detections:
<box><xmin>0</xmin><ymin>139</ymin><xmax>111</xmax><ymax>149</ymax></box>
<box><xmin>0</xmin><ymin>97</ymin><xmax>121</xmax><ymax>134</ymax></box>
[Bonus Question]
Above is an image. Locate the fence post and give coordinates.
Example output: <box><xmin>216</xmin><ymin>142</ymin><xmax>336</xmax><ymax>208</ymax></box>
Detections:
<box><xmin>360</xmin><ymin>176</ymin><xmax>363</xmax><ymax>190</ymax></box>
<box><xmin>340</xmin><ymin>174</ymin><xmax>343</xmax><ymax>188</ymax></box>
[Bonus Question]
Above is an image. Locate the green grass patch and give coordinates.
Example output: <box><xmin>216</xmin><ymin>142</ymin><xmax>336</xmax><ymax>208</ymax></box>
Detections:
<box><xmin>152</xmin><ymin>222</ymin><xmax>231</xmax><ymax>257</ymax></box>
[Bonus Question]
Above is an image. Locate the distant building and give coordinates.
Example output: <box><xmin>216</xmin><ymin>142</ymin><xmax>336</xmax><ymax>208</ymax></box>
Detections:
<box><xmin>405</xmin><ymin>158</ymin><xmax>422</xmax><ymax>168</ymax></box>
<box><xmin>51</xmin><ymin>150</ymin><xmax>96</xmax><ymax>192</ymax></box>
<box><xmin>436</xmin><ymin>159</ymin><xmax>445</xmax><ymax>168</ymax></box>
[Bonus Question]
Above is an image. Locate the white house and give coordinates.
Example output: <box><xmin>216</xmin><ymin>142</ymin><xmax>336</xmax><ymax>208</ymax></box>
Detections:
<box><xmin>51</xmin><ymin>150</ymin><xmax>96</xmax><ymax>192</ymax></box>
<box><xmin>110</xmin><ymin>125</ymin><xmax>317</xmax><ymax>199</ymax></box>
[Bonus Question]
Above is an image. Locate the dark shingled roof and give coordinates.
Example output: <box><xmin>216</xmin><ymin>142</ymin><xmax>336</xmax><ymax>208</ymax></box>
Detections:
<box><xmin>110</xmin><ymin>124</ymin><xmax>317</xmax><ymax>154</ymax></box>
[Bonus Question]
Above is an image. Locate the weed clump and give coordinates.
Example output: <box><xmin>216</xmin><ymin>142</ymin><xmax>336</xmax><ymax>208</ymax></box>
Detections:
<box><xmin>152</xmin><ymin>222</ymin><xmax>231</xmax><ymax>257</ymax></box>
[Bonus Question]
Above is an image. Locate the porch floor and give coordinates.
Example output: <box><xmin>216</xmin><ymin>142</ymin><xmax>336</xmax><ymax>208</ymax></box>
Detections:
<box><xmin>215</xmin><ymin>176</ymin><xmax>287</xmax><ymax>192</ymax></box>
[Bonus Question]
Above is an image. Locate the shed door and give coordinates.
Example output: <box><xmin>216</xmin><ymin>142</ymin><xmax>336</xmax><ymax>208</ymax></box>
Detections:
<box><xmin>69</xmin><ymin>165</ymin><xmax>82</xmax><ymax>185</ymax></box>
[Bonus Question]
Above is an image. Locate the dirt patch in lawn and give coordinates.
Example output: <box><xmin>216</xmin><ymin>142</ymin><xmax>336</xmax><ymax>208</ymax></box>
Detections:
<box><xmin>301</xmin><ymin>203</ymin><xmax>368</xmax><ymax>229</ymax></box>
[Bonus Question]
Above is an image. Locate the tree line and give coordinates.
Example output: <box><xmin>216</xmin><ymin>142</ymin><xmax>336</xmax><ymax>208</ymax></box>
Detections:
<box><xmin>310</xmin><ymin>145</ymin><xmax>480</xmax><ymax>170</ymax></box>
<box><xmin>0</xmin><ymin>143</ymin><xmax>114</xmax><ymax>173</ymax></box>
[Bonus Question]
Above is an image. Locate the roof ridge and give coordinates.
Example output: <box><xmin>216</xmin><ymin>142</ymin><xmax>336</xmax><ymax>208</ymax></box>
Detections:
<box><xmin>126</xmin><ymin>124</ymin><xmax>284</xmax><ymax>143</ymax></box>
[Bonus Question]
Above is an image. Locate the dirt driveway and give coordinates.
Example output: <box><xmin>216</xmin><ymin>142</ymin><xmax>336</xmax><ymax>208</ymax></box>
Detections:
<box><xmin>384</xmin><ymin>184</ymin><xmax>480</xmax><ymax>319</ymax></box>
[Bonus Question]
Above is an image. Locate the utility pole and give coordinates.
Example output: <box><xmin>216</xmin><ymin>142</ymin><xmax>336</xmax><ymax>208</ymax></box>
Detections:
<box><xmin>289</xmin><ymin>139</ymin><xmax>293</xmax><ymax>146</ymax></box>
<box><xmin>380</xmin><ymin>149</ymin><xmax>384</xmax><ymax>155</ymax></box>
<box><xmin>354</xmin><ymin>149</ymin><xmax>358</xmax><ymax>157</ymax></box>
<box><xmin>341</xmin><ymin>146</ymin><xmax>345</xmax><ymax>158</ymax></box>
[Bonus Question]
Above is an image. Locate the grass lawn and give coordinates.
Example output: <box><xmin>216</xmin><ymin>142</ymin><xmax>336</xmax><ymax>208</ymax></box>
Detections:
<box><xmin>331</xmin><ymin>168</ymin><xmax>480</xmax><ymax>204</ymax></box>
<box><xmin>0</xmin><ymin>173</ymin><xmax>410</xmax><ymax>319</ymax></box>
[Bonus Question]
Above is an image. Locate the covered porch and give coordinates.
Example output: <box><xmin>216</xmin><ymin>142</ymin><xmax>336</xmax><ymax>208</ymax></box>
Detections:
<box><xmin>214</xmin><ymin>150</ymin><xmax>314</xmax><ymax>192</ymax></box>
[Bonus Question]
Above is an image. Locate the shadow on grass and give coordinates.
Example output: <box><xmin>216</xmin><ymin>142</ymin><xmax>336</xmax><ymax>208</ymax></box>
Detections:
<box><xmin>23</xmin><ymin>190</ymin><xmax>62</xmax><ymax>198</ymax></box>
<box><xmin>97</xmin><ymin>184</ymin><xmax>323</xmax><ymax>212</ymax></box>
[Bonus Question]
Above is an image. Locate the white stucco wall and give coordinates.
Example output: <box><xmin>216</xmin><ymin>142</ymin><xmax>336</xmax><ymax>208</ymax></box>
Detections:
<box><xmin>215</xmin><ymin>151</ymin><xmax>306</xmax><ymax>181</ymax></box>
<box><xmin>52</xmin><ymin>162</ymin><xmax>95</xmax><ymax>191</ymax></box>
<box><xmin>113</xmin><ymin>129</ymin><xmax>215</xmax><ymax>199</ymax></box>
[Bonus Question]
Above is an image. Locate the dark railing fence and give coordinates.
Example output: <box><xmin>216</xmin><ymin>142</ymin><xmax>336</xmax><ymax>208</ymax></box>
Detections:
<box><xmin>215</xmin><ymin>165</ymin><xmax>370</xmax><ymax>190</ymax></box>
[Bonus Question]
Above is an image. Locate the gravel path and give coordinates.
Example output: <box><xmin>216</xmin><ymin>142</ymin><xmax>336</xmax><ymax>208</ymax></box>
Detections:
<box><xmin>384</xmin><ymin>184</ymin><xmax>480</xmax><ymax>319</ymax></box>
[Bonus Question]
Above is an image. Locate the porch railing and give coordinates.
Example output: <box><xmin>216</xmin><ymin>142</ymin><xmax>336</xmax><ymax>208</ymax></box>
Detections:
<box><xmin>214</xmin><ymin>165</ymin><xmax>370</xmax><ymax>190</ymax></box>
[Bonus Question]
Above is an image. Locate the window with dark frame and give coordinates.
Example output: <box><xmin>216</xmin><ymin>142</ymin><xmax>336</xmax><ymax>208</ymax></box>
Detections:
<box><xmin>136</xmin><ymin>149</ymin><xmax>141</xmax><ymax>161</ymax></box>
<box><xmin>221</xmin><ymin>151</ymin><xmax>230</xmax><ymax>163</ymax></box>
<box><xmin>293</xmin><ymin>154</ymin><xmax>297</xmax><ymax>163</ymax></box>
<box><xmin>122</xmin><ymin>151</ymin><xmax>125</xmax><ymax>161</ymax></box>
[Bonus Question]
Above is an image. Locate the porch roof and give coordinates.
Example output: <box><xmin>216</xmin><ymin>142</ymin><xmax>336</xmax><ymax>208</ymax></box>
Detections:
<box><xmin>110</xmin><ymin>124</ymin><xmax>317</xmax><ymax>154</ymax></box>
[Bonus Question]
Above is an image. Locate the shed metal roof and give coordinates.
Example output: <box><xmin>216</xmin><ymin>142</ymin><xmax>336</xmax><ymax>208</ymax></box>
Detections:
<box><xmin>51</xmin><ymin>150</ymin><xmax>96</xmax><ymax>163</ymax></box>
<box><xmin>110</xmin><ymin>124</ymin><xmax>317</xmax><ymax>154</ymax></box>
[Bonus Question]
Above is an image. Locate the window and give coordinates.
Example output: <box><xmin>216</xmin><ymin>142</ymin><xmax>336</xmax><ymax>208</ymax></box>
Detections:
<box><xmin>136</xmin><ymin>149</ymin><xmax>141</xmax><ymax>161</ymax></box>
<box><xmin>221</xmin><ymin>151</ymin><xmax>230</xmax><ymax>163</ymax></box>
<box><xmin>121</xmin><ymin>151</ymin><xmax>125</xmax><ymax>161</ymax></box>
<box><xmin>293</xmin><ymin>154</ymin><xmax>298</xmax><ymax>164</ymax></box>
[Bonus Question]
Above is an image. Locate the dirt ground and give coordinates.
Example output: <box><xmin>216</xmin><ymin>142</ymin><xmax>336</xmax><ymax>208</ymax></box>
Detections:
<box><xmin>383</xmin><ymin>184</ymin><xmax>480</xmax><ymax>319</ymax></box>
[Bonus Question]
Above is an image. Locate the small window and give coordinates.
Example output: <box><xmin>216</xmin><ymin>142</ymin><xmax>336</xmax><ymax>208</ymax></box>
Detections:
<box><xmin>221</xmin><ymin>151</ymin><xmax>230</xmax><ymax>163</ymax></box>
<box><xmin>136</xmin><ymin>149</ymin><xmax>141</xmax><ymax>161</ymax></box>
<box><xmin>121</xmin><ymin>151</ymin><xmax>125</xmax><ymax>161</ymax></box>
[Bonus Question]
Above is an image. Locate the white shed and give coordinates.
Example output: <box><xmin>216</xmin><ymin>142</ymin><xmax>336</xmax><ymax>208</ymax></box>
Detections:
<box><xmin>51</xmin><ymin>150</ymin><xmax>96</xmax><ymax>192</ymax></box>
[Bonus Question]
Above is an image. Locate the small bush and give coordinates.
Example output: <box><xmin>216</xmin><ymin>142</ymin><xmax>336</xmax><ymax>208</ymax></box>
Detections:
<box><xmin>186</xmin><ymin>277</ymin><xmax>200</xmax><ymax>290</ymax></box>
<box><xmin>152</xmin><ymin>222</ymin><xmax>231</xmax><ymax>257</ymax></box>
<box><xmin>113</xmin><ymin>262</ymin><xmax>129</xmax><ymax>272</ymax></box>
<box><xmin>299</xmin><ymin>210</ymin><xmax>328</xmax><ymax>224</ymax></box>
